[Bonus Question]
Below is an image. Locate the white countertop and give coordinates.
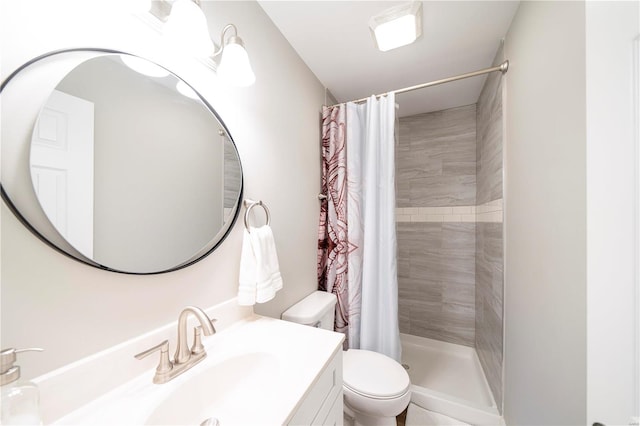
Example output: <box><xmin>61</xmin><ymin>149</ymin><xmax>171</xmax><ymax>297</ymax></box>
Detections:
<box><xmin>52</xmin><ymin>315</ymin><xmax>344</xmax><ymax>425</ymax></box>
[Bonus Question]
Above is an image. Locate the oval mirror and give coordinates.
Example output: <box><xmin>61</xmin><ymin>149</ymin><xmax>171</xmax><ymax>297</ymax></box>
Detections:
<box><xmin>3</xmin><ymin>50</ymin><xmax>242</xmax><ymax>274</ymax></box>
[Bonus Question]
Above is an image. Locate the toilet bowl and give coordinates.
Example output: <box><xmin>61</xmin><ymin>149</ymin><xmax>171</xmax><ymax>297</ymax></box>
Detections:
<box><xmin>281</xmin><ymin>291</ymin><xmax>411</xmax><ymax>426</ymax></box>
<box><xmin>342</xmin><ymin>349</ymin><xmax>411</xmax><ymax>426</ymax></box>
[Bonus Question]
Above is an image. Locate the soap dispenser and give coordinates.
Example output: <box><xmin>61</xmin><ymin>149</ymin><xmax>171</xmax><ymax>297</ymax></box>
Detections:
<box><xmin>0</xmin><ymin>348</ymin><xmax>43</xmax><ymax>425</ymax></box>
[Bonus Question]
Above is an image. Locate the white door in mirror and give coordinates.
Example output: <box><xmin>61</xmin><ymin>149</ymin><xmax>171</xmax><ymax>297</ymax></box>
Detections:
<box><xmin>31</xmin><ymin>90</ymin><xmax>94</xmax><ymax>257</ymax></box>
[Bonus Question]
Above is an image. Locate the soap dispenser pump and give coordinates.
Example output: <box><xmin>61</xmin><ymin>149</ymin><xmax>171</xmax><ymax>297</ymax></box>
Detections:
<box><xmin>0</xmin><ymin>348</ymin><xmax>44</xmax><ymax>425</ymax></box>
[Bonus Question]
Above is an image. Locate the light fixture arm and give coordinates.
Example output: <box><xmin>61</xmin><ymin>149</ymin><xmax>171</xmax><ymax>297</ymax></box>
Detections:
<box><xmin>212</xmin><ymin>24</ymin><xmax>241</xmax><ymax>58</ymax></box>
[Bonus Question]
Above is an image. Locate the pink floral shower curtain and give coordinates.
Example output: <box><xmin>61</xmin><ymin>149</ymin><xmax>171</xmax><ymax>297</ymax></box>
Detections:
<box><xmin>317</xmin><ymin>104</ymin><xmax>359</xmax><ymax>348</ymax></box>
<box><xmin>318</xmin><ymin>97</ymin><xmax>401</xmax><ymax>361</ymax></box>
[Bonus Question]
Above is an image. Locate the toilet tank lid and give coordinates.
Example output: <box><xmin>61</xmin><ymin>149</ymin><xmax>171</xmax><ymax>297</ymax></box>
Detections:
<box><xmin>281</xmin><ymin>291</ymin><xmax>337</xmax><ymax>324</ymax></box>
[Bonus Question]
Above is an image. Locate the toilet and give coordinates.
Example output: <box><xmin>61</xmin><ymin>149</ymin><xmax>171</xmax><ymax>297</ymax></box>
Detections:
<box><xmin>282</xmin><ymin>291</ymin><xmax>411</xmax><ymax>426</ymax></box>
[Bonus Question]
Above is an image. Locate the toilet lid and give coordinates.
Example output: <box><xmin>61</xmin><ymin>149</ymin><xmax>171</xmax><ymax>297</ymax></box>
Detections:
<box><xmin>343</xmin><ymin>349</ymin><xmax>410</xmax><ymax>399</ymax></box>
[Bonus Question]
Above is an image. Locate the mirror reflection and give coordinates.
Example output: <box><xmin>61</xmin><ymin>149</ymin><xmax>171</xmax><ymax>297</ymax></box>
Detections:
<box><xmin>29</xmin><ymin>54</ymin><xmax>242</xmax><ymax>274</ymax></box>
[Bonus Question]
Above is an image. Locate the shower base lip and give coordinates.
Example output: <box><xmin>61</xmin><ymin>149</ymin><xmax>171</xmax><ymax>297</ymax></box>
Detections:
<box><xmin>410</xmin><ymin>385</ymin><xmax>502</xmax><ymax>426</ymax></box>
<box><xmin>400</xmin><ymin>333</ymin><xmax>502</xmax><ymax>426</ymax></box>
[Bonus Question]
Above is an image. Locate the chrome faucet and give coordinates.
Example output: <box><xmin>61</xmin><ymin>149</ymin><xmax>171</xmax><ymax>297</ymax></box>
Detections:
<box><xmin>135</xmin><ymin>306</ymin><xmax>216</xmax><ymax>384</ymax></box>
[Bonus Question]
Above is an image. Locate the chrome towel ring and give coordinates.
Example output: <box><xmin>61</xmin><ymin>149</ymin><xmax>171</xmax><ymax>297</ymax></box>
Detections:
<box><xmin>243</xmin><ymin>199</ymin><xmax>271</xmax><ymax>232</ymax></box>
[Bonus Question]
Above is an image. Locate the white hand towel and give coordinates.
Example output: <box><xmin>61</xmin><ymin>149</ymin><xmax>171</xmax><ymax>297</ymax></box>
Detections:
<box><xmin>237</xmin><ymin>229</ymin><xmax>258</xmax><ymax>305</ymax></box>
<box><xmin>237</xmin><ymin>225</ymin><xmax>283</xmax><ymax>306</ymax></box>
<box><xmin>251</xmin><ymin>225</ymin><xmax>283</xmax><ymax>300</ymax></box>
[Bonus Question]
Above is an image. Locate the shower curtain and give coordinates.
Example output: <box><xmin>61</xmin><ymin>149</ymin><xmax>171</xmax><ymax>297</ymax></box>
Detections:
<box><xmin>318</xmin><ymin>94</ymin><xmax>401</xmax><ymax>361</ymax></box>
<box><xmin>317</xmin><ymin>104</ymin><xmax>351</xmax><ymax>341</ymax></box>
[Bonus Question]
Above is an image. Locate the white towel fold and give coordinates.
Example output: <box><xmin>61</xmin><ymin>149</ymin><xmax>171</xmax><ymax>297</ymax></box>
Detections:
<box><xmin>237</xmin><ymin>225</ymin><xmax>283</xmax><ymax>306</ymax></box>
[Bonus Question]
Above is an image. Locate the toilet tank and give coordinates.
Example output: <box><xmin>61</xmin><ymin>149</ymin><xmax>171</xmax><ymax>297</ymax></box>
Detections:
<box><xmin>281</xmin><ymin>291</ymin><xmax>336</xmax><ymax>331</ymax></box>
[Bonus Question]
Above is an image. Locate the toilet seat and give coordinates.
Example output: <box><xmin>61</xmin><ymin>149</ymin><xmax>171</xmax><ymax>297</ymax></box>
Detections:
<box><xmin>344</xmin><ymin>382</ymin><xmax>411</xmax><ymax>400</ymax></box>
<box><xmin>343</xmin><ymin>349</ymin><xmax>410</xmax><ymax>399</ymax></box>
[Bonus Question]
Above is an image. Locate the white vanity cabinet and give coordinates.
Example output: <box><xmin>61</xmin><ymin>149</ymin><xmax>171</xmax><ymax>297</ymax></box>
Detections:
<box><xmin>288</xmin><ymin>348</ymin><xmax>343</xmax><ymax>426</ymax></box>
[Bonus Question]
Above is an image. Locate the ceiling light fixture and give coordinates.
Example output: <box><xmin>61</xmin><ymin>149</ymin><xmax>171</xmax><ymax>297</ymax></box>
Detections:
<box><xmin>369</xmin><ymin>1</ymin><xmax>423</xmax><ymax>52</ymax></box>
<box><xmin>212</xmin><ymin>24</ymin><xmax>256</xmax><ymax>87</ymax></box>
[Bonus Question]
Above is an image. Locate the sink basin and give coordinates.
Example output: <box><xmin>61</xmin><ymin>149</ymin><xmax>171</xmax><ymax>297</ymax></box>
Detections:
<box><xmin>145</xmin><ymin>352</ymin><xmax>280</xmax><ymax>425</ymax></box>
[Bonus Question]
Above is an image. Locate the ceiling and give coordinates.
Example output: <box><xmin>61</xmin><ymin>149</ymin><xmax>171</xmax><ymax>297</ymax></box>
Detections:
<box><xmin>258</xmin><ymin>1</ymin><xmax>519</xmax><ymax>117</ymax></box>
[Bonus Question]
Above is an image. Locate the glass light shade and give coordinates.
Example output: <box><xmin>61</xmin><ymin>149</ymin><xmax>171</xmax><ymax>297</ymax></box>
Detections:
<box><xmin>164</xmin><ymin>0</ymin><xmax>215</xmax><ymax>57</ymax></box>
<box><xmin>121</xmin><ymin>55</ymin><xmax>170</xmax><ymax>77</ymax></box>
<box><xmin>369</xmin><ymin>1</ymin><xmax>422</xmax><ymax>52</ymax></box>
<box><xmin>217</xmin><ymin>42</ymin><xmax>256</xmax><ymax>87</ymax></box>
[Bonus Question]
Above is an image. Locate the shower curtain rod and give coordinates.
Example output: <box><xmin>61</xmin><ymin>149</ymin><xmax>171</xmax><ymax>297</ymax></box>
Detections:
<box><xmin>327</xmin><ymin>60</ymin><xmax>509</xmax><ymax>108</ymax></box>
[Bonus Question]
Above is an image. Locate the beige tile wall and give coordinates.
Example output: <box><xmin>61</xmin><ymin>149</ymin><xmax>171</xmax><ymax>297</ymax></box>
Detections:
<box><xmin>397</xmin><ymin>105</ymin><xmax>477</xmax><ymax>207</ymax></box>
<box><xmin>397</xmin><ymin>222</ymin><xmax>476</xmax><ymax>346</ymax></box>
<box><xmin>396</xmin><ymin>105</ymin><xmax>479</xmax><ymax>347</ymax></box>
<box><xmin>475</xmin><ymin>45</ymin><xmax>505</xmax><ymax>412</ymax></box>
<box><xmin>475</xmin><ymin>221</ymin><xmax>503</xmax><ymax>409</ymax></box>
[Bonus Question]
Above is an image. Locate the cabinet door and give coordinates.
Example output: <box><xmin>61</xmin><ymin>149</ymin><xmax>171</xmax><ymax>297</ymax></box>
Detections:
<box><xmin>318</xmin><ymin>390</ymin><xmax>343</xmax><ymax>426</ymax></box>
<box><xmin>288</xmin><ymin>351</ymin><xmax>343</xmax><ymax>425</ymax></box>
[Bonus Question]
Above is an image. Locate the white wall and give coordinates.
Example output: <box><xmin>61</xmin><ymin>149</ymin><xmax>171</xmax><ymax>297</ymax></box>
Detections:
<box><xmin>586</xmin><ymin>2</ymin><xmax>639</xmax><ymax>424</ymax></box>
<box><xmin>504</xmin><ymin>2</ymin><xmax>640</xmax><ymax>423</ymax></box>
<box><xmin>1</xmin><ymin>0</ymin><xmax>324</xmax><ymax>379</ymax></box>
<box><xmin>503</xmin><ymin>2</ymin><xmax>587</xmax><ymax>424</ymax></box>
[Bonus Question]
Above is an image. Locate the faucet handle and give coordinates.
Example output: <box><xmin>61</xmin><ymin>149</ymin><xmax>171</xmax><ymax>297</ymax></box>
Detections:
<box><xmin>134</xmin><ymin>340</ymin><xmax>173</xmax><ymax>375</ymax></box>
<box><xmin>191</xmin><ymin>327</ymin><xmax>205</xmax><ymax>355</ymax></box>
<box><xmin>191</xmin><ymin>319</ymin><xmax>217</xmax><ymax>355</ymax></box>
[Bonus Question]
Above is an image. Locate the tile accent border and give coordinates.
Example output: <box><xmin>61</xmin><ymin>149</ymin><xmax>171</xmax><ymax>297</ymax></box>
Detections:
<box><xmin>396</xmin><ymin>206</ymin><xmax>476</xmax><ymax>223</ymax></box>
<box><xmin>475</xmin><ymin>199</ymin><xmax>503</xmax><ymax>223</ymax></box>
<box><xmin>396</xmin><ymin>198</ymin><xmax>503</xmax><ymax>223</ymax></box>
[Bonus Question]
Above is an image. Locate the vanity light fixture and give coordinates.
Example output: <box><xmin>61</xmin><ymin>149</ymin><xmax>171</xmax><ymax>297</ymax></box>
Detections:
<box><xmin>369</xmin><ymin>1</ymin><xmax>423</xmax><ymax>52</ymax></box>
<box><xmin>163</xmin><ymin>0</ymin><xmax>215</xmax><ymax>57</ymax></box>
<box><xmin>212</xmin><ymin>24</ymin><xmax>256</xmax><ymax>87</ymax></box>
<box><xmin>159</xmin><ymin>0</ymin><xmax>255</xmax><ymax>87</ymax></box>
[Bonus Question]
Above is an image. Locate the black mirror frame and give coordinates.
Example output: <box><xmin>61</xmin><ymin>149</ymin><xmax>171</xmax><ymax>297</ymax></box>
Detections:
<box><xmin>0</xmin><ymin>47</ymin><xmax>243</xmax><ymax>275</ymax></box>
